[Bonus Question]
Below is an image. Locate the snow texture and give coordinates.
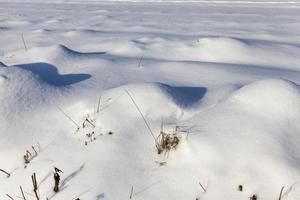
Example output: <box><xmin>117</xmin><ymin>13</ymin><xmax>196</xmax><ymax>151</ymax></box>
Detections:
<box><xmin>0</xmin><ymin>1</ymin><xmax>300</xmax><ymax>200</ymax></box>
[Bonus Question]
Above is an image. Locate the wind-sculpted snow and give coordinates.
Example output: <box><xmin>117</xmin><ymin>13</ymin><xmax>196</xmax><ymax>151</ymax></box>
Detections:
<box><xmin>110</xmin><ymin>36</ymin><xmax>300</xmax><ymax>70</ymax></box>
<box><xmin>0</xmin><ymin>67</ymin><xmax>54</xmax><ymax>114</ymax></box>
<box><xmin>1</xmin><ymin>1</ymin><xmax>300</xmax><ymax>200</ymax></box>
<box><xmin>179</xmin><ymin>79</ymin><xmax>300</xmax><ymax>200</ymax></box>
<box><xmin>229</xmin><ymin>79</ymin><xmax>300</xmax><ymax>118</ymax></box>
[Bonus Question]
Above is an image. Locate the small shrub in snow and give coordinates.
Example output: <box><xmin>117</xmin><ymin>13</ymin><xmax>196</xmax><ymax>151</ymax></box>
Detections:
<box><xmin>156</xmin><ymin>131</ymin><xmax>180</xmax><ymax>155</ymax></box>
<box><xmin>23</xmin><ymin>144</ymin><xmax>40</xmax><ymax>167</ymax></box>
<box><xmin>23</xmin><ymin>151</ymin><xmax>31</xmax><ymax>164</ymax></box>
<box><xmin>82</xmin><ymin>114</ymin><xmax>95</xmax><ymax>128</ymax></box>
<box><xmin>86</xmin><ymin>131</ymin><xmax>96</xmax><ymax>141</ymax></box>
<box><xmin>250</xmin><ymin>194</ymin><xmax>257</xmax><ymax>200</ymax></box>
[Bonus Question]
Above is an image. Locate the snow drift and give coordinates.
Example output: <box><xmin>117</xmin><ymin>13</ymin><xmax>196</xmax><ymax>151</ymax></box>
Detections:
<box><xmin>1</xmin><ymin>1</ymin><xmax>300</xmax><ymax>200</ymax></box>
<box><xmin>182</xmin><ymin>79</ymin><xmax>300</xmax><ymax>199</ymax></box>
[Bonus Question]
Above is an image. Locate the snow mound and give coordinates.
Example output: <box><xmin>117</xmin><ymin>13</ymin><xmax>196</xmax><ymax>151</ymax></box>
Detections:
<box><xmin>228</xmin><ymin>79</ymin><xmax>300</xmax><ymax>118</ymax></box>
<box><xmin>47</xmin><ymin>44</ymin><xmax>85</xmax><ymax>58</ymax></box>
<box><xmin>30</xmin><ymin>44</ymin><xmax>87</xmax><ymax>61</ymax></box>
<box><xmin>22</xmin><ymin>44</ymin><xmax>105</xmax><ymax>64</ymax></box>
<box><xmin>100</xmin><ymin>83</ymin><xmax>206</xmax><ymax>124</ymax></box>
<box><xmin>194</xmin><ymin>37</ymin><xmax>251</xmax><ymax>62</ymax></box>
<box><xmin>0</xmin><ymin>66</ymin><xmax>59</xmax><ymax>119</ymax></box>
<box><xmin>180</xmin><ymin>79</ymin><xmax>300</xmax><ymax>199</ymax></box>
<box><xmin>194</xmin><ymin>37</ymin><xmax>300</xmax><ymax>68</ymax></box>
<box><xmin>125</xmin><ymin>36</ymin><xmax>300</xmax><ymax>69</ymax></box>
<box><xmin>197</xmin><ymin>37</ymin><xmax>248</xmax><ymax>51</ymax></box>
<box><xmin>0</xmin><ymin>65</ymin><xmax>72</xmax><ymax>152</ymax></box>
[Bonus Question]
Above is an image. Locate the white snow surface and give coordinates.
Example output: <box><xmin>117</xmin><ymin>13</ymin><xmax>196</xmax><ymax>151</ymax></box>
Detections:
<box><xmin>1</xmin><ymin>1</ymin><xmax>300</xmax><ymax>200</ymax></box>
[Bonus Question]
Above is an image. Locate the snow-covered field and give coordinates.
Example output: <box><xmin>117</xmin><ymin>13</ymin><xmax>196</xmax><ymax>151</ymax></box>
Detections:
<box><xmin>1</xmin><ymin>1</ymin><xmax>300</xmax><ymax>199</ymax></box>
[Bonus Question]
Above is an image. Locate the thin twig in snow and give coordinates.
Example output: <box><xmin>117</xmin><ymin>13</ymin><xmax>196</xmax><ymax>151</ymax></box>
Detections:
<box><xmin>138</xmin><ymin>56</ymin><xmax>143</xmax><ymax>68</ymax></box>
<box><xmin>125</xmin><ymin>89</ymin><xmax>158</xmax><ymax>147</ymax></box>
<box><xmin>21</xmin><ymin>34</ymin><xmax>27</xmax><ymax>51</ymax></box>
<box><xmin>129</xmin><ymin>186</ymin><xmax>134</xmax><ymax>199</ymax></box>
<box><xmin>20</xmin><ymin>186</ymin><xmax>26</xmax><ymax>200</ymax></box>
<box><xmin>97</xmin><ymin>76</ymin><xmax>109</xmax><ymax>113</ymax></box>
<box><xmin>96</xmin><ymin>94</ymin><xmax>102</xmax><ymax>114</ymax></box>
<box><xmin>6</xmin><ymin>194</ymin><xmax>14</xmax><ymax>200</ymax></box>
<box><xmin>199</xmin><ymin>182</ymin><xmax>207</xmax><ymax>193</ymax></box>
<box><xmin>54</xmin><ymin>103</ymin><xmax>80</xmax><ymax>129</ymax></box>
<box><xmin>85</xmin><ymin>118</ymin><xmax>95</xmax><ymax>127</ymax></box>
<box><xmin>32</xmin><ymin>146</ymin><xmax>37</xmax><ymax>155</ymax></box>
<box><xmin>31</xmin><ymin>173</ymin><xmax>40</xmax><ymax>200</ymax></box>
<box><xmin>0</xmin><ymin>168</ymin><xmax>10</xmax><ymax>177</ymax></box>
<box><xmin>278</xmin><ymin>186</ymin><xmax>284</xmax><ymax>200</ymax></box>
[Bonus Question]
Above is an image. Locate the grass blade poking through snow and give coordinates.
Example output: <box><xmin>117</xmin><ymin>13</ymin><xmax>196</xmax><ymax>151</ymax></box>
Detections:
<box><xmin>6</xmin><ymin>194</ymin><xmax>14</xmax><ymax>200</ymax></box>
<box><xmin>21</xmin><ymin>33</ymin><xmax>27</xmax><ymax>51</ymax></box>
<box><xmin>54</xmin><ymin>103</ymin><xmax>80</xmax><ymax>130</ymax></box>
<box><xmin>278</xmin><ymin>186</ymin><xmax>284</xmax><ymax>200</ymax></box>
<box><xmin>31</xmin><ymin>173</ymin><xmax>40</xmax><ymax>200</ymax></box>
<box><xmin>0</xmin><ymin>168</ymin><xmax>10</xmax><ymax>177</ymax></box>
<box><xmin>20</xmin><ymin>186</ymin><xmax>27</xmax><ymax>200</ymax></box>
<box><xmin>125</xmin><ymin>89</ymin><xmax>158</xmax><ymax>150</ymax></box>
<box><xmin>96</xmin><ymin>76</ymin><xmax>109</xmax><ymax>114</ymax></box>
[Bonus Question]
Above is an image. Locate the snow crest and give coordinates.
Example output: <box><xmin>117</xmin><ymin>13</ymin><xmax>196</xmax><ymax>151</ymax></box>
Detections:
<box><xmin>229</xmin><ymin>79</ymin><xmax>300</xmax><ymax>118</ymax></box>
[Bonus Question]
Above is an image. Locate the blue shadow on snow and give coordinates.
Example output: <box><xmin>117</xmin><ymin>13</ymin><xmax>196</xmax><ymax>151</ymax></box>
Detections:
<box><xmin>17</xmin><ymin>62</ymin><xmax>91</xmax><ymax>86</ymax></box>
<box><xmin>166</xmin><ymin>85</ymin><xmax>207</xmax><ymax>107</ymax></box>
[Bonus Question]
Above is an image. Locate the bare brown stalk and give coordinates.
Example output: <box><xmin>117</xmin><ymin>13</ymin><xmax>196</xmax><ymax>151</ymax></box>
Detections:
<box><xmin>199</xmin><ymin>182</ymin><xmax>207</xmax><ymax>193</ymax></box>
<box><xmin>6</xmin><ymin>194</ymin><xmax>14</xmax><ymax>200</ymax></box>
<box><xmin>85</xmin><ymin>118</ymin><xmax>95</xmax><ymax>127</ymax></box>
<box><xmin>20</xmin><ymin>186</ymin><xmax>26</xmax><ymax>200</ymax></box>
<box><xmin>0</xmin><ymin>168</ymin><xmax>10</xmax><ymax>177</ymax></box>
<box><xmin>31</xmin><ymin>146</ymin><xmax>37</xmax><ymax>155</ymax></box>
<box><xmin>54</xmin><ymin>103</ymin><xmax>80</xmax><ymax>129</ymax></box>
<box><xmin>125</xmin><ymin>89</ymin><xmax>158</xmax><ymax>148</ymax></box>
<box><xmin>31</xmin><ymin>173</ymin><xmax>40</xmax><ymax>200</ymax></box>
<box><xmin>129</xmin><ymin>186</ymin><xmax>134</xmax><ymax>199</ymax></box>
<box><xmin>278</xmin><ymin>186</ymin><xmax>284</xmax><ymax>200</ymax></box>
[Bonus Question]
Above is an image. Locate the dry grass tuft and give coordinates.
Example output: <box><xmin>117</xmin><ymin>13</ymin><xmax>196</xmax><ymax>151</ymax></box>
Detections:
<box><xmin>156</xmin><ymin>131</ymin><xmax>180</xmax><ymax>155</ymax></box>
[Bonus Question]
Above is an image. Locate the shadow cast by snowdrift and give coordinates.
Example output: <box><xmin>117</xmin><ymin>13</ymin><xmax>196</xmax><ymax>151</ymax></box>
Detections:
<box><xmin>17</xmin><ymin>62</ymin><xmax>91</xmax><ymax>86</ymax></box>
<box><xmin>165</xmin><ymin>85</ymin><xmax>207</xmax><ymax>107</ymax></box>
